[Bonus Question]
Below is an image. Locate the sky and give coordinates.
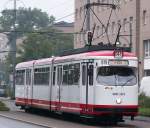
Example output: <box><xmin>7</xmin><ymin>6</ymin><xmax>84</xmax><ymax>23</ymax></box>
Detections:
<box><xmin>0</xmin><ymin>0</ymin><xmax>74</xmax><ymax>22</ymax></box>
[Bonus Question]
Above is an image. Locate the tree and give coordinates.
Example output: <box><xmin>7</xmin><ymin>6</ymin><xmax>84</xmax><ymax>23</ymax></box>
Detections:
<box><xmin>17</xmin><ymin>29</ymin><xmax>74</xmax><ymax>62</ymax></box>
<box><xmin>0</xmin><ymin>8</ymin><xmax>55</xmax><ymax>33</ymax></box>
<box><xmin>0</xmin><ymin>7</ymin><xmax>74</xmax><ymax>86</ymax></box>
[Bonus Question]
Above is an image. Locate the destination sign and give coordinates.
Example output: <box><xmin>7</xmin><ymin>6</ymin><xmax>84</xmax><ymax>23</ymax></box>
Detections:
<box><xmin>109</xmin><ymin>60</ymin><xmax>129</xmax><ymax>66</ymax></box>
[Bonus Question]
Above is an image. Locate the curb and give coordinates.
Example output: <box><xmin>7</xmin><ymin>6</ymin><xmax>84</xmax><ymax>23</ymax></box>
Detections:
<box><xmin>0</xmin><ymin>113</ymin><xmax>56</xmax><ymax>128</ymax></box>
<box><xmin>135</xmin><ymin>116</ymin><xmax>150</xmax><ymax>123</ymax></box>
<box><xmin>125</xmin><ymin>116</ymin><xmax>150</xmax><ymax>123</ymax></box>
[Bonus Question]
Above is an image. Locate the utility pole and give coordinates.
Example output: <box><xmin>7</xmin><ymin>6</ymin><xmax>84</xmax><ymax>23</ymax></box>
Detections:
<box><xmin>11</xmin><ymin>0</ymin><xmax>17</xmax><ymax>99</ymax></box>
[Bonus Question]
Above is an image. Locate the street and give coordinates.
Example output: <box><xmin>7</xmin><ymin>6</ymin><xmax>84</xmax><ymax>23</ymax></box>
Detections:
<box><xmin>0</xmin><ymin>99</ymin><xmax>150</xmax><ymax>128</ymax></box>
<box><xmin>0</xmin><ymin>116</ymin><xmax>47</xmax><ymax>128</ymax></box>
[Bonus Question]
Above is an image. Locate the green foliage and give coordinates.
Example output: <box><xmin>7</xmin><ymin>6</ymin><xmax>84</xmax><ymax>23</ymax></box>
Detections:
<box><xmin>139</xmin><ymin>108</ymin><xmax>150</xmax><ymax>117</ymax></box>
<box><xmin>139</xmin><ymin>93</ymin><xmax>150</xmax><ymax>108</ymax></box>
<box><xmin>0</xmin><ymin>8</ymin><xmax>55</xmax><ymax>33</ymax></box>
<box><xmin>17</xmin><ymin>30</ymin><xmax>74</xmax><ymax>62</ymax></box>
<box><xmin>0</xmin><ymin>7</ymin><xmax>74</xmax><ymax>84</ymax></box>
<box><xmin>139</xmin><ymin>93</ymin><xmax>150</xmax><ymax>116</ymax></box>
<box><xmin>0</xmin><ymin>101</ymin><xmax>9</xmax><ymax>111</ymax></box>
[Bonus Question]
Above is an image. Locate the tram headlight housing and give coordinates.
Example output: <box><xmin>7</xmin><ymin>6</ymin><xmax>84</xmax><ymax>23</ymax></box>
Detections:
<box><xmin>116</xmin><ymin>98</ymin><xmax>122</xmax><ymax>104</ymax></box>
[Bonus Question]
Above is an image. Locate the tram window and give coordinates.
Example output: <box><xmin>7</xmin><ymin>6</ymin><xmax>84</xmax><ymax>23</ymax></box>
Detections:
<box><xmin>63</xmin><ymin>65</ymin><xmax>68</xmax><ymax>85</ymax></box>
<box><xmin>16</xmin><ymin>70</ymin><xmax>25</xmax><ymax>85</ymax></box>
<box><xmin>53</xmin><ymin>67</ymin><xmax>56</xmax><ymax>86</ymax></box>
<box><xmin>26</xmin><ymin>69</ymin><xmax>31</xmax><ymax>85</ymax></box>
<box><xmin>57</xmin><ymin>66</ymin><xmax>62</xmax><ymax>85</ymax></box>
<box><xmin>74</xmin><ymin>63</ymin><xmax>80</xmax><ymax>85</ymax></box>
<box><xmin>34</xmin><ymin>67</ymin><xmax>50</xmax><ymax>85</ymax></box>
<box><xmin>97</xmin><ymin>67</ymin><xmax>137</xmax><ymax>86</ymax></box>
<box><xmin>68</xmin><ymin>64</ymin><xmax>74</xmax><ymax>85</ymax></box>
<box><xmin>68</xmin><ymin>63</ymin><xmax>80</xmax><ymax>85</ymax></box>
<box><xmin>82</xmin><ymin>65</ymin><xmax>86</xmax><ymax>85</ymax></box>
<box><xmin>89</xmin><ymin>65</ymin><xmax>94</xmax><ymax>86</ymax></box>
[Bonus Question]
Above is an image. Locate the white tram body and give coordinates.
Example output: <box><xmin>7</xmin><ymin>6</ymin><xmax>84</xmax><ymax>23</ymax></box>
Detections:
<box><xmin>15</xmin><ymin>50</ymin><xmax>138</xmax><ymax>121</ymax></box>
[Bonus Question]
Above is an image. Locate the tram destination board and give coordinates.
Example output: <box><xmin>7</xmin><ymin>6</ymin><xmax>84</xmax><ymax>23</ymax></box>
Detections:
<box><xmin>109</xmin><ymin>60</ymin><xmax>129</xmax><ymax>66</ymax></box>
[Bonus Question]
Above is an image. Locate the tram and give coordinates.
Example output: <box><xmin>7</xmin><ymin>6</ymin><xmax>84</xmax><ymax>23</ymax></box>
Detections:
<box><xmin>15</xmin><ymin>46</ymin><xmax>138</xmax><ymax>122</ymax></box>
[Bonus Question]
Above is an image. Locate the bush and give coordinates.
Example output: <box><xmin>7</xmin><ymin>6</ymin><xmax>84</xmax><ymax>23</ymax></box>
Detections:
<box><xmin>0</xmin><ymin>101</ymin><xmax>9</xmax><ymax>111</ymax></box>
<box><xmin>139</xmin><ymin>93</ymin><xmax>150</xmax><ymax>108</ymax></box>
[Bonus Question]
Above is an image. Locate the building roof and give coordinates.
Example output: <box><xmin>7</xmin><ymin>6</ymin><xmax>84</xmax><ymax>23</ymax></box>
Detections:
<box><xmin>54</xmin><ymin>21</ymin><xmax>74</xmax><ymax>27</ymax></box>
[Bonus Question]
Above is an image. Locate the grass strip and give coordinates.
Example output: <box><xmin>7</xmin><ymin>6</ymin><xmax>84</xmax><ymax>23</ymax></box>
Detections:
<box><xmin>139</xmin><ymin>107</ymin><xmax>150</xmax><ymax>117</ymax></box>
<box><xmin>0</xmin><ymin>101</ymin><xmax>9</xmax><ymax>111</ymax></box>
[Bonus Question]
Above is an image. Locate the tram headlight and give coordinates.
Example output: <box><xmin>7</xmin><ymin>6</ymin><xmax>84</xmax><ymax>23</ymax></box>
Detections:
<box><xmin>116</xmin><ymin>98</ymin><xmax>122</xmax><ymax>104</ymax></box>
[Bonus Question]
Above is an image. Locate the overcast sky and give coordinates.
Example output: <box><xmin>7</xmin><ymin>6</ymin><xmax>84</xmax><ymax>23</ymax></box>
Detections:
<box><xmin>0</xmin><ymin>0</ymin><xmax>74</xmax><ymax>22</ymax></box>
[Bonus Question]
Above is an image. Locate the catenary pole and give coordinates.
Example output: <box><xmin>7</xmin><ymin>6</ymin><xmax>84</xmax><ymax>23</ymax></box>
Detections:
<box><xmin>12</xmin><ymin>0</ymin><xmax>17</xmax><ymax>99</ymax></box>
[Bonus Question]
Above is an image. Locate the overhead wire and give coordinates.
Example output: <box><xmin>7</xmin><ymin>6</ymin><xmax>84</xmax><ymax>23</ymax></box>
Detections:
<box><xmin>55</xmin><ymin>12</ymin><xmax>74</xmax><ymax>22</ymax></box>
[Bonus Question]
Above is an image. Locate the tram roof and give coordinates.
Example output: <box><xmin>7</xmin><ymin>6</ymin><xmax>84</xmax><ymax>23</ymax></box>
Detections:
<box><xmin>16</xmin><ymin>50</ymin><xmax>136</xmax><ymax>69</ymax></box>
<box><xmin>16</xmin><ymin>60</ymin><xmax>35</xmax><ymax>69</ymax></box>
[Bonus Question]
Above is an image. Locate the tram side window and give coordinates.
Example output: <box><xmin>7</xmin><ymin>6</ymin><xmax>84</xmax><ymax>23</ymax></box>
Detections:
<box><xmin>34</xmin><ymin>67</ymin><xmax>50</xmax><ymax>85</ymax></box>
<box><xmin>53</xmin><ymin>67</ymin><xmax>56</xmax><ymax>86</ymax></box>
<box><xmin>57</xmin><ymin>66</ymin><xmax>62</xmax><ymax>85</ymax></box>
<box><xmin>74</xmin><ymin>63</ymin><xmax>80</xmax><ymax>85</ymax></box>
<box><xmin>26</xmin><ymin>69</ymin><xmax>31</xmax><ymax>85</ymax></box>
<box><xmin>82</xmin><ymin>65</ymin><xmax>86</xmax><ymax>85</ymax></box>
<box><xmin>89</xmin><ymin>65</ymin><xmax>94</xmax><ymax>86</ymax></box>
<box><xmin>16</xmin><ymin>70</ymin><xmax>25</xmax><ymax>85</ymax></box>
<box><xmin>63</xmin><ymin>65</ymin><xmax>68</xmax><ymax>85</ymax></box>
<box><xmin>68</xmin><ymin>63</ymin><xmax>80</xmax><ymax>85</ymax></box>
<box><xmin>68</xmin><ymin>64</ymin><xmax>74</xmax><ymax>85</ymax></box>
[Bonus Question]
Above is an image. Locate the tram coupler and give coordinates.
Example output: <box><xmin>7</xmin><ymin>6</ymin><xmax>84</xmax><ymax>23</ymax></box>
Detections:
<box><xmin>131</xmin><ymin>116</ymin><xmax>134</xmax><ymax>120</ymax></box>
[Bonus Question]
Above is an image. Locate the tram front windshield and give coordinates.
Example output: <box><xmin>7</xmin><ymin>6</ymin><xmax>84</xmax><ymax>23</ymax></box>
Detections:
<box><xmin>97</xmin><ymin>66</ymin><xmax>137</xmax><ymax>86</ymax></box>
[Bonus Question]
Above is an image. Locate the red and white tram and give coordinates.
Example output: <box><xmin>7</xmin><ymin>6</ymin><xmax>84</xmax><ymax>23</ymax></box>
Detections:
<box><xmin>15</xmin><ymin>48</ymin><xmax>138</xmax><ymax>122</ymax></box>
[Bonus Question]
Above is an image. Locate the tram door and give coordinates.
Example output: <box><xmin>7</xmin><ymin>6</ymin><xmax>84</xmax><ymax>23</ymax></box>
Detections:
<box><xmin>81</xmin><ymin>62</ymin><xmax>94</xmax><ymax>111</ymax></box>
<box><xmin>55</xmin><ymin>65</ymin><xmax>62</xmax><ymax>111</ymax></box>
<box><xmin>24</xmin><ymin>69</ymin><xmax>32</xmax><ymax>106</ymax></box>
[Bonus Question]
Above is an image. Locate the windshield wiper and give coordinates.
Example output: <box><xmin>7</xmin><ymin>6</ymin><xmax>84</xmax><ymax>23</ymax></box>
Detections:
<box><xmin>121</xmin><ymin>77</ymin><xmax>136</xmax><ymax>87</ymax></box>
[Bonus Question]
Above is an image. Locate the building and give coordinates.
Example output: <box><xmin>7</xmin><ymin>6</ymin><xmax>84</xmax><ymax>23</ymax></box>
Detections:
<box><xmin>53</xmin><ymin>21</ymin><xmax>74</xmax><ymax>33</ymax></box>
<box><xmin>74</xmin><ymin>0</ymin><xmax>150</xmax><ymax>78</ymax></box>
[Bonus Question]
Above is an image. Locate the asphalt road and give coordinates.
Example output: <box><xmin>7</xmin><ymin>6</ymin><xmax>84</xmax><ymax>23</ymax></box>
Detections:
<box><xmin>1</xmin><ymin>98</ymin><xmax>150</xmax><ymax>128</ymax></box>
<box><xmin>0</xmin><ymin>116</ymin><xmax>48</xmax><ymax>128</ymax></box>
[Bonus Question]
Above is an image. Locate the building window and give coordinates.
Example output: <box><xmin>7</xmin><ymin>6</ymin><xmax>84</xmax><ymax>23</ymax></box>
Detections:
<box><xmin>130</xmin><ymin>17</ymin><xmax>133</xmax><ymax>23</ymax></box>
<box><xmin>75</xmin><ymin>9</ymin><xmax>78</xmax><ymax>20</ymax></box>
<box><xmin>144</xmin><ymin>70</ymin><xmax>150</xmax><ymax>76</ymax></box>
<box><xmin>79</xmin><ymin>7</ymin><xmax>82</xmax><ymax>18</ymax></box>
<box><xmin>97</xmin><ymin>0</ymin><xmax>100</xmax><ymax>12</ymax></box>
<box><xmin>112</xmin><ymin>22</ymin><xmax>115</xmax><ymax>34</ymax></box>
<box><xmin>118</xmin><ymin>20</ymin><xmax>121</xmax><ymax>28</ymax></box>
<box><xmin>102</xmin><ymin>25</ymin><xmax>105</xmax><ymax>36</ymax></box>
<box><xmin>143</xmin><ymin>10</ymin><xmax>147</xmax><ymax>25</ymax></box>
<box><xmin>102</xmin><ymin>0</ymin><xmax>105</xmax><ymax>11</ymax></box>
<box><xmin>96</xmin><ymin>26</ymin><xmax>100</xmax><ymax>37</ymax></box>
<box><xmin>144</xmin><ymin>40</ymin><xmax>150</xmax><ymax>57</ymax></box>
<box><xmin>123</xmin><ymin>18</ymin><xmax>127</xmax><ymax>32</ymax></box>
